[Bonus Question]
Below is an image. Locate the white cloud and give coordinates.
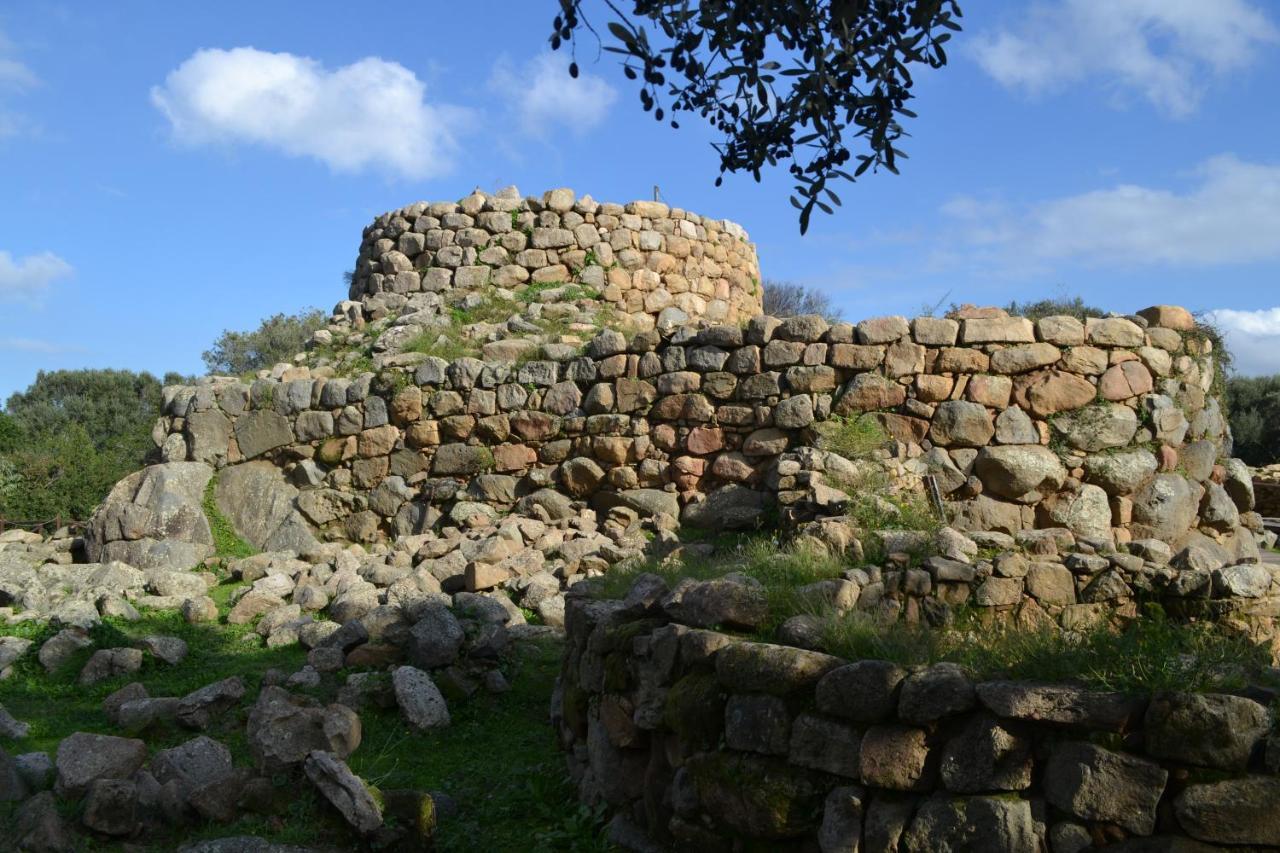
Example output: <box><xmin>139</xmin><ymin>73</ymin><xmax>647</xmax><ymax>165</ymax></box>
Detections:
<box><xmin>942</xmin><ymin>155</ymin><xmax>1280</xmax><ymax>268</ymax></box>
<box><xmin>972</xmin><ymin>0</ymin><xmax>1278</xmax><ymax>116</ymax></box>
<box><xmin>0</xmin><ymin>57</ymin><xmax>37</xmax><ymax>90</ymax></box>
<box><xmin>151</xmin><ymin>47</ymin><xmax>468</xmax><ymax>179</ymax></box>
<box><xmin>0</xmin><ymin>29</ymin><xmax>38</xmax><ymax>138</ymax></box>
<box><xmin>0</xmin><ymin>250</ymin><xmax>74</xmax><ymax>302</ymax></box>
<box><xmin>0</xmin><ymin>337</ymin><xmax>79</xmax><ymax>354</ymax></box>
<box><xmin>489</xmin><ymin>53</ymin><xmax>617</xmax><ymax>138</ymax></box>
<box><xmin>1204</xmin><ymin>307</ymin><xmax>1280</xmax><ymax>376</ymax></box>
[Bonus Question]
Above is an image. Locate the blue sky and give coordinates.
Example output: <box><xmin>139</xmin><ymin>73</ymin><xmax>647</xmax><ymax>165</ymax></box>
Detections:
<box><xmin>2</xmin><ymin>1</ymin><xmax>1280</xmax><ymax>400</ymax></box>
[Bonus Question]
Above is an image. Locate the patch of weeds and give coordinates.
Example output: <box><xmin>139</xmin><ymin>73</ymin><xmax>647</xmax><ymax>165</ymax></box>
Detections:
<box><xmin>589</xmin><ymin>534</ymin><xmax>850</xmax><ymax>633</ymax></box>
<box><xmin>203</xmin><ymin>476</ymin><xmax>256</xmax><ymax>560</ymax></box>
<box><xmin>815</xmin><ymin>413</ymin><xmax>888</xmax><ymax>462</ymax></box>
<box><xmin>817</xmin><ymin>604</ymin><xmax>1280</xmax><ymax>694</ymax></box>
<box><xmin>518</xmin><ymin>281</ymin><xmax>601</xmax><ymax>304</ymax></box>
<box><xmin>404</xmin><ymin>329</ymin><xmax>476</xmax><ymax>362</ymax></box>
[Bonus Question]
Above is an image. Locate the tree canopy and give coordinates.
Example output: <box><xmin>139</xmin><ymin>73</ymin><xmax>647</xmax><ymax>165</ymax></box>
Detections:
<box><xmin>551</xmin><ymin>0</ymin><xmax>963</xmax><ymax>232</ymax></box>
<box><xmin>202</xmin><ymin>308</ymin><xmax>327</xmax><ymax>376</ymax></box>
<box><xmin>1</xmin><ymin>369</ymin><xmax>175</xmax><ymax>524</ymax></box>
<box><xmin>1227</xmin><ymin>375</ymin><xmax>1280</xmax><ymax>466</ymax></box>
<box><xmin>762</xmin><ymin>279</ymin><xmax>841</xmax><ymax>322</ymax></box>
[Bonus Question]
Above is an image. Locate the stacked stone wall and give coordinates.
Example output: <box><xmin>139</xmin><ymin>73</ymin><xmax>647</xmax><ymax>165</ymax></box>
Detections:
<box><xmin>350</xmin><ymin>188</ymin><xmax>762</xmax><ymax>330</ymax></box>
<box><xmin>145</xmin><ymin>304</ymin><xmax>1268</xmax><ymax>572</ymax></box>
<box><xmin>556</xmin><ymin>591</ymin><xmax>1280</xmax><ymax>851</ymax></box>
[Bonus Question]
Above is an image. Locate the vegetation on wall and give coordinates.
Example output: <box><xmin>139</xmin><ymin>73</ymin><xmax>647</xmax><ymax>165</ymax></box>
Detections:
<box><xmin>202</xmin><ymin>307</ymin><xmax>327</xmax><ymax>375</ymax></box>
<box><xmin>1004</xmin><ymin>295</ymin><xmax>1106</xmax><ymax>321</ymax></box>
<box><xmin>0</xmin><ymin>369</ymin><xmax>182</xmax><ymax>525</ymax></box>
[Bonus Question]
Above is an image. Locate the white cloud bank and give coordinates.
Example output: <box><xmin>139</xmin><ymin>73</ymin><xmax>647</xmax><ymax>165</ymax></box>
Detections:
<box><xmin>0</xmin><ymin>250</ymin><xmax>74</xmax><ymax>302</ymax></box>
<box><xmin>151</xmin><ymin>47</ymin><xmax>467</xmax><ymax>179</ymax></box>
<box><xmin>972</xmin><ymin>0</ymin><xmax>1278</xmax><ymax>116</ymax></box>
<box><xmin>489</xmin><ymin>53</ymin><xmax>617</xmax><ymax>138</ymax></box>
<box><xmin>942</xmin><ymin>155</ymin><xmax>1280</xmax><ymax>269</ymax></box>
<box><xmin>1204</xmin><ymin>308</ymin><xmax>1280</xmax><ymax>377</ymax></box>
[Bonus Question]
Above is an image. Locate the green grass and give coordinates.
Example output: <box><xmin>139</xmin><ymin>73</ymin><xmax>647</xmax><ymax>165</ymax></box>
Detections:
<box><xmin>589</xmin><ymin>535</ymin><xmax>1278</xmax><ymax>696</ymax></box>
<box><xmin>589</xmin><ymin>535</ymin><xmax>851</xmax><ymax>636</ymax></box>
<box><xmin>517</xmin><ymin>281</ymin><xmax>602</xmax><ymax>304</ymax></box>
<box><xmin>0</xmin><ymin>600</ymin><xmax>611</xmax><ymax>851</ymax></box>
<box><xmin>350</xmin><ymin>640</ymin><xmax>611</xmax><ymax>853</ymax></box>
<box><xmin>814</xmin><ymin>413</ymin><xmax>888</xmax><ymax>462</ymax></box>
<box><xmin>203</xmin><ymin>477</ymin><xmax>256</xmax><ymax>560</ymax></box>
<box><xmin>817</xmin><ymin>604</ymin><xmax>1280</xmax><ymax>694</ymax></box>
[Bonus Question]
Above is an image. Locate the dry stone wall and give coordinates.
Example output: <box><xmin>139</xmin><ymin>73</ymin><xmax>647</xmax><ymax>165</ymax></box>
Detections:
<box><xmin>556</xmin><ymin>589</ymin><xmax>1280</xmax><ymax>852</ymax></box>
<box><xmin>146</xmin><ymin>303</ymin><xmax>1269</xmax><ymax>577</ymax></box>
<box><xmin>350</xmin><ymin>187</ymin><xmax>762</xmax><ymax>330</ymax></box>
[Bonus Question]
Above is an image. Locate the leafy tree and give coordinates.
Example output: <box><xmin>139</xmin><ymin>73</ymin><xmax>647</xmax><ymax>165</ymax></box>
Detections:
<box><xmin>5</xmin><ymin>369</ymin><xmax>167</xmax><ymax>451</ymax></box>
<box><xmin>1226</xmin><ymin>375</ymin><xmax>1280</xmax><ymax>466</ymax></box>
<box><xmin>1</xmin><ymin>369</ymin><xmax>176</xmax><ymax>524</ymax></box>
<box><xmin>550</xmin><ymin>1</ymin><xmax>963</xmax><ymax>233</ymax></box>
<box><xmin>203</xmin><ymin>308</ymin><xmax>327</xmax><ymax>375</ymax></box>
<box><xmin>1004</xmin><ymin>296</ymin><xmax>1107</xmax><ymax>322</ymax></box>
<box><xmin>762</xmin><ymin>279</ymin><xmax>841</xmax><ymax>321</ymax></box>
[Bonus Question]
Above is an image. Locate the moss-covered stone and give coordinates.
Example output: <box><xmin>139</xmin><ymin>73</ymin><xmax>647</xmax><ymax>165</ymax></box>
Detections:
<box><xmin>382</xmin><ymin>788</ymin><xmax>437</xmax><ymax>844</ymax></box>
<box><xmin>664</xmin><ymin>673</ymin><xmax>726</xmax><ymax>750</ymax></box>
<box><xmin>686</xmin><ymin>751</ymin><xmax>827</xmax><ymax>839</ymax></box>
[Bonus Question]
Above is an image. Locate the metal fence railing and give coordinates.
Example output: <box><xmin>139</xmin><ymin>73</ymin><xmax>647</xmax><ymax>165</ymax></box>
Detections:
<box><xmin>0</xmin><ymin>516</ymin><xmax>86</xmax><ymax>537</ymax></box>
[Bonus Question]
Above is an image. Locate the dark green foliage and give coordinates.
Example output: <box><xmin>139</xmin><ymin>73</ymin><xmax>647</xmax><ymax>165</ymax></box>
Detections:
<box><xmin>1004</xmin><ymin>295</ymin><xmax>1106</xmax><ymax>321</ymax></box>
<box><xmin>4</xmin><ymin>368</ymin><xmax>169</xmax><ymax>446</ymax></box>
<box><xmin>202</xmin><ymin>308</ymin><xmax>327</xmax><ymax>375</ymax></box>
<box><xmin>0</xmin><ymin>369</ymin><xmax>174</xmax><ymax>524</ymax></box>
<box><xmin>762</xmin><ymin>279</ymin><xmax>841</xmax><ymax>321</ymax></box>
<box><xmin>1226</xmin><ymin>374</ymin><xmax>1280</xmax><ymax>465</ymax></box>
<box><xmin>551</xmin><ymin>1</ymin><xmax>963</xmax><ymax>233</ymax></box>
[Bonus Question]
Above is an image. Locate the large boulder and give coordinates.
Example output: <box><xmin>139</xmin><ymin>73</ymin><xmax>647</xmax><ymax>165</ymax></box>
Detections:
<box><xmin>681</xmin><ymin>484</ymin><xmax>771</xmax><ymax>530</ymax></box>
<box><xmin>1132</xmin><ymin>473</ymin><xmax>1200</xmax><ymax>541</ymax></box>
<box><xmin>929</xmin><ymin>401</ymin><xmax>995</xmax><ymax>448</ymax></box>
<box><xmin>215</xmin><ymin>461</ymin><xmax>320</xmax><ymax>553</ymax></box>
<box><xmin>1084</xmin><ymin>449</ymin><xmax>1158</xmax><ymax>496</ymax></box>
<box><xmin>1144</xmin><ymin>692</ymin><xmax>1271</xmax><ymax>771</ymax></box>
<box><xmin>304</xmin><ymin>751</ymin><xmax>383</xmax><ymax>835</ymax></box>
<box><xmin>1043</xmin><ymin>484</ymin><xmax>1113</xmax><ymax>539</ymax></box>
<box><xmin>85</xmin><ymin>462</ymin><xmax>215</xmax><ymax>571</ymax></box>
<box><xmin>1043</xmin><ymin>741</ymin><xmax>1167</xmax><ymax>836</ymax></box>
<box><xmin>54</xmin><ymin>732</ymin><xmax>148</xmax><ymax>798</ymax></box>
<box><xmin>1174</xmin><ymin>776</ymin><xmax>1280</xmax><ymax>846</ymax></box>
<box><xmin>901</xmin><ymin>796</ymin><xmax>1039</xmax><ymax>853</ymax></box>
<box><xmin>974</xmin><ymin>445</ymin><xmax>1067</xmax><ymax>501</ymax></box>
<box><xmin>246</xmin><ymin>686</ymin><xmax>361</xmax><ymax>772</ymax></box>
<box><xmin>1051</xmin><ymin>404</ymin><xmax>1138</xmax><ymax>452</ymax></box>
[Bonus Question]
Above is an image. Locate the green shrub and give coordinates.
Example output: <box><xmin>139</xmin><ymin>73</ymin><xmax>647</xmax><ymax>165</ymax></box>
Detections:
<box><xmin>762</xmin><ymin>279</ymin><xmax>840</xmax><ymax>321</ymax></box>
<box><xmin>1226</xmin><ymin>374</ymin><xmax>1280</xmax><ymax>465</ymax></box>
<box><xmin>203</xmin><ymin>308</ymin><xmax>327</xmax><ymax>375</ymax></box>
<box><xmin>1004</xmin><ymin>295</ymin><xmax>1106</xmax><ymax>321</ymax></box>
<box><xmin>815</xmin><ymin>414</ymin><xmax>888</xmax><ymax>462</ymax></box>
<box><xmin>0</xmin><ymin>369</ymin><xmax>177</xmax><ymax>524</ymax></box>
